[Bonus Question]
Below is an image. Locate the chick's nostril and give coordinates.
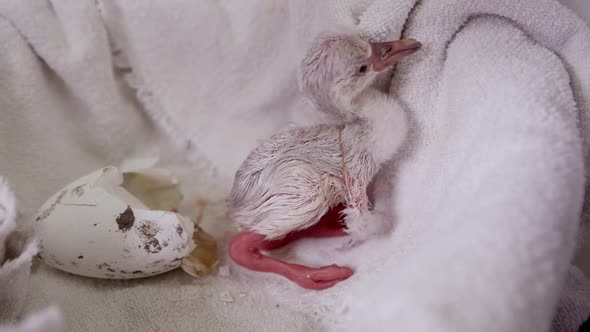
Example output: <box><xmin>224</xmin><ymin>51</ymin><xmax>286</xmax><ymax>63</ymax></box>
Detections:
<box><xmin>381</xmin><ymin>46</ymin><xmax>392</xmax><ymax>59</ymax></box>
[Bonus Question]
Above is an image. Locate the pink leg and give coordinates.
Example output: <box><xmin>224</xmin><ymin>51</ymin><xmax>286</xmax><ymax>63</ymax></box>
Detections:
<box><xmin>228</xmin><ymin>205</ymin><xmax>353</xmax><ymax>290</ymax></box>
<box><xmin>258</xmin><ymin>204</ymin><xmax>348</xmax><ymax>251</ymax></box>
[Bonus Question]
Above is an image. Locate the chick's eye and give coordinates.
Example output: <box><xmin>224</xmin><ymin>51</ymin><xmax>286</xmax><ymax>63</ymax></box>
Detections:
<box><xmin>357</xmin><ymin>64</ymin><xmax>368</xmax><ymax>75</ymax></box>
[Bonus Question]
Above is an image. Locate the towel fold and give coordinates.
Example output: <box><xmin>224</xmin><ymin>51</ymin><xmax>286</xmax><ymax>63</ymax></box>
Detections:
<box><xmin>0</xmin><ymin>178</ymin><xmax>38</xmax><ymax>323</ymax></box>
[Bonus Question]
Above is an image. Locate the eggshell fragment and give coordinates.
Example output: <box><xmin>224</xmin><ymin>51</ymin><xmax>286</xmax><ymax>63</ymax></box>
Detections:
<box><xmin>34</xmin><ymin>165</ymin><xmax>195</xmax><ymax>279</ymax></box>
<box><xmin>119</xmin><ymin>157</ymin><xmax>183</xmax><ymax>211</ymax></box>
<box><xmin>181</xmin><ymin>224</ymin><xmax>219</xmax><ymax>277</ymax></box>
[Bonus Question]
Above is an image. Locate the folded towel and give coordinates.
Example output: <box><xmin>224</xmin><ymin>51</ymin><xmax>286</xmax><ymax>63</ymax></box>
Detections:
<box><xmin>0</xmin><ymin>178</ymin><xmax>37</xmax><ymax>323</ymax></box>
<box><xmin>552</xmin><ymin>266</ymin><xmax>590</xmax><ymax>332</ymax></box>
<box><xmin>560</xmin><ymin>0</ymin><xmax>590</xmax><ymax>24</ymax></box>
<box><xmin>0</xmin><ymin>1</ymin><xmax>326</xmax><ymax>330</ymax></box>
<box><xmin>305</xmin><ymin>0</ymin><xmax>590</xmax><ymax>330</ymax></box>
<box><xmin>0</xmin><ymin>307</ymin><xmax>63</xmax><ymax>332</ymax></box>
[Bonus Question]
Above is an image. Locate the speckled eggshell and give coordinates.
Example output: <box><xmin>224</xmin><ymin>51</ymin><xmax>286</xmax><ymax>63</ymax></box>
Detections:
<box><xmin>34</xmin><ymin>166</ymin><xmax>195</xmax><ymax>279</ymax></box>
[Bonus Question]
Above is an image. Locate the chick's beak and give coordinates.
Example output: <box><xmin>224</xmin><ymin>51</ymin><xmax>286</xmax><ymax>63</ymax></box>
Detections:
<box><xmin>369</xmin><ymin>38</ymin><xmax>422</xmax><ymax>72</ymax></box>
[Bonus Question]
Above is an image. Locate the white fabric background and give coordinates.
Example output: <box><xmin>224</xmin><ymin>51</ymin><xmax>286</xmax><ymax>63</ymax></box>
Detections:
<box><xmin>561</xmin><ymin>0</ymin><xmax>590</xmax><ymax>24</ymax></box>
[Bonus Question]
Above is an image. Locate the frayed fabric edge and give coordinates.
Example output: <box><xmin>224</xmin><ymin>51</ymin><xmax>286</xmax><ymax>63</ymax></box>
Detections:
<box><xmin>94</xmin><ymin>0</ymin><xmax>219</xmax><ymax>180</ymax></box>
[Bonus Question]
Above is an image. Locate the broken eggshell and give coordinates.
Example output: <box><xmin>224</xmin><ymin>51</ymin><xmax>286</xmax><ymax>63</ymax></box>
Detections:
<box><xmin>181</xmin><ymin>224</ymin><xmax>219</xmax><ymax>277</ymax></box>
<box><xmin>34</xmin><ymin>164</ymin><xmax>196</xmax><ymax>279</ymax></box>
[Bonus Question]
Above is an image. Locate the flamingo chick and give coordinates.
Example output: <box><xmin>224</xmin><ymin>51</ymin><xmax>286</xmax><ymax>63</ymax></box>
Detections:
<box><xmin>227</xmin><ymin>32</ymin><xmax>421</xmax><ymax>290</ymax></box>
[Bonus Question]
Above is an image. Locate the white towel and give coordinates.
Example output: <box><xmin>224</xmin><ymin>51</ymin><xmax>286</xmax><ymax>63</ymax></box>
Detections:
<box><xmin>0</xmin><ymin>178</ymin><xmax>37</xmax><ymax>323</ymax></box>
<box><xmin>0</xmin><ymin>1</ymin><xmax>328</xmax><ymax>330</ymax></box>
<box><xmin>0</xmin><ymin>307</ymin><xmax>63</xmax><ymax>332</ymax></box>
<box><xmin>552</xmin><ymin>266</ymin><xmax>590</xmax><ymax>332</ymax></box>
<box><xmin>560</xmin><ymin>0</ymin><xmax>590</xmax><ymax>24</ymax></box>
<box><xmin>313</xmin><ymin>0</ymin><xmax>590</xmax><ymax>330</ymax></box>
<box><xmin>0</xmin><ymin>0</ymin><xmax>589</xmax><ymax>331</ymax></box>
